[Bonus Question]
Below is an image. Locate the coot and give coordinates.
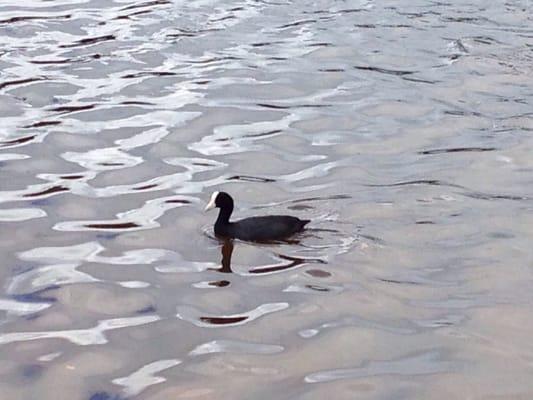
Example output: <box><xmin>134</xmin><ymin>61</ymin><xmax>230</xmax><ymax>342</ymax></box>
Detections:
<box><xmin>205</xmin><ymin>191</ymin><xmax>310</xmax><ymax>241</ymax></box>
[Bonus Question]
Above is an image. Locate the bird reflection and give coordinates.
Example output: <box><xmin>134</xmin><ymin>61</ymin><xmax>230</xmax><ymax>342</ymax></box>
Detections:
<box><xmin>209</xmin><ymin>238</ymin><xmax>325</xmax><ymax>276</ymax></box>
<box><xmin>209</xmin><ymin>239</ymin><xmax>234</xmax><ymax>273</ymax></box>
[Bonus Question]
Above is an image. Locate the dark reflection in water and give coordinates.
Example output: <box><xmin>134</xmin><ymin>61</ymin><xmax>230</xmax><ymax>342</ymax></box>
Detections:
<box><xmin>227</xmin><ymin>175</ymin><xmax>276</xmax><ymax>183</ymax></box>
<box><xmin>207</xmin><ymin>280</ymin><xmax>231</xmax><ymax>287</ymax></box>
<box><xmin>119</xmin><ymin>0</ymin><xmax>171</xmax><ymax>12</ymax></box>
<box><xmin>415</xmin><ymin>220</ymin><xmax>435</xmax><ymax>225</ymax></box>
<box><xmin>305</xmin><ymin>284</ymin><xmax>331</xmax><ymax>292</ymax></box>
<box><xmin>133</xmin><ymin>184</ymin><xmax>158</xmax><ymax>191</ymax></box>
<box><xmin>11</xmin><ymin>286</ymin><xmax>58</xmax><ymax>304</ymax></box>
<box><xmin>365</xmin><ymin>179</ymin><xmax>463</xmax><ymax>188</ymax></box>
<box><xmin>60</xmin><ymin>34</ymin><xmax>116</xmax><ymax>48</ymax></box>
<box><xmin>354</xmin><ymin>65</ymin><xmax>416</xmax><ymax>76</ymax></box>
<box><xmin>23</xmin><ymin>185</ymin><xmax>68</xmax><ymax>198</ymax></box>
<box><xmin>21</xmin><ymin>364</ymin><xmax>43</xmax><ymax>380</ymax></box>
<box><xmin>29</xmin><ymin>58</ymin><xmax>71</xmax><ymax>65</ymax></box>
<box><xmin>213</xmin><ymin>239</ymin><xmax>234</xmax><ymax>274</ymax></box>
<box><xmin>50</xmin><ymin>104</ymin><xmax>96</xmax><ymax>113</ymax></box>
<box><xmin>249</xmin><ymin>253</ymin><xmax>324</xmax><ymax>275</ymax></box>
<box><xmin>462</xmin><ymin>192</ymin><xmax>531</xmax><ymax>201</ymax></box>
<box><xmin>306</xmin><ymin>269</ymin><xmax>332</xmax><ymax>278</ymax></box>
<box><xmin>164</xmin><ymin>198</ymin><xmax>192</xmax><ymax>204</ymax></box>
<box><xmin>0</xmin><ymin>135</ymin><xmax>37</xmax><ymax>147</ymax></box>
<box><xmin>23</xmin><ymin>121</ymin><xmax>61</xmax><ymax>128</ymax></box>
<box><xmin>84</xmin><ymin>222</ymin><xmax>140</xmax><ymax>230</ymax></box>
<box><xmin>89</xmin><ymin>392</ymin><xmax>125</xmax><ymax>400</ymax></box>
<box><xmin>0</xmin><ymin>14</ymin><xmax>71</xmax><ymax>24</ymax></box>
<box><xmin>419</xmin><ymin>147</ymin><xmax>497</xmax><ymax>155</ymax></box>
<box><xmin>210</xmin><ymin>238</ymin><xmax>326</xmax><ymax>276</ymax></box>
<box><xmin>0</xmin><ymin>77</ymin><xmax>44</xmax><ymax>90</ymax></box>
<box><xmin>59</xmin><ymin>174</ymin><xmax>85</xmax><ymax>180</ymax></box>
<box><xmin>199</xmin><ymin>315</ymin><xmax>248</xmax><ymax>325</ymax></box>
<box><xmin>121</xmin><ymin>71</ymin><xmax>177</xmax><ymax>79</ymax></box>
<box><xmin>135</xmin><ymin>305</ymin><xmax>157</xmax><ymax>314</ymax></box>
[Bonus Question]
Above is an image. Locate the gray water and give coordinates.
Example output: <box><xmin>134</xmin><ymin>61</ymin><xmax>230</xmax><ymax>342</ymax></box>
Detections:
<box><xmin>1</xmin><ymin>0</ymin><xmax>533</xmax><ymax>399</ymax></box>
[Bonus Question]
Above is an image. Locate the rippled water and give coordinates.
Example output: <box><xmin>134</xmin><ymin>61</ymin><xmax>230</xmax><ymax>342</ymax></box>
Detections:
<box><xmin>1</xmin><ymin>0</ymin><xmax>532</xmax><ymax>398</ymax></box>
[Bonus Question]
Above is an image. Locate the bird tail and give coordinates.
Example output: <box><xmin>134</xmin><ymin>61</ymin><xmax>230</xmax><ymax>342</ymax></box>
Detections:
<box><xmin>299</xmin><ymin>219</ymin><xmax>311</xmax><ymax>230</ymax></box>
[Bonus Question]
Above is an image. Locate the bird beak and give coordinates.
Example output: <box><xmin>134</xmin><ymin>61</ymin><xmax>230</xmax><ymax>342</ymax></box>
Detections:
<box><xmin>204</xmin><ymin>191</ymin><xmax>218</xmax><ymax>211</ymax></box>
<box><xmin>204</xmin><ymin>200</ymin><xmax>215</xmax><ymax>211</ymax></box>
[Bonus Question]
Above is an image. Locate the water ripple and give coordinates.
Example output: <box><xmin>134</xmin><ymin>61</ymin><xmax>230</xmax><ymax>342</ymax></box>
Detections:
<box><xmin>112</xmin><ymin>359</ymin><xmax>181</xmax><ymax>397</ymax></box>
<box><xmin>177</xmin><ymin>302</ymin><xmax>289</xmax><ymax>328</ymax></box>
<box><xmin>0</xmin><ymin>315</ymin><xmax>160</xmax><ymax>346</ymax></box>
<box><xmin>188</xmin><ymin>114</ymin><xmax>298</xmax><ymax>156</ymax></box>
<box><xmin>305</xmin><ymin>350</ymin><xmax>457</xmax><ymax>383</ymax></box>
<box><xmin>189</xmin><ymin>339</ymin><xmax>284</xmax><ymax>356</ymax></box>
<box><xmin>0</xmin><ymin>297</ymin><xmax>51</xmax><ymax>316</ymax></box>
<box><xmin>53</xmin><ymin>195</ymin><xmax>196</xmax><ymax>232</ymax></box>
<box><xmin>1</xmin><ymin>0</ymin><xmax>532</xmax><ymax>396</ymax></box>
<box><xmin>0</xmin><ymin>207</ymin><xmax>46</xmax><ymax>221</ymax></box>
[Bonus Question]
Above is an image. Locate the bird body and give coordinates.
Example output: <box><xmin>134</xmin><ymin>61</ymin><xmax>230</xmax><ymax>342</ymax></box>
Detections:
<box><xmin>205</xmin><ymin>191</ymin><xmax>309</xmax><ymax>241</ymax></box>
<box><xmin>215</xmin><ymin>215</ymin><xmax>309</xmax><ymax>241</ymax></box>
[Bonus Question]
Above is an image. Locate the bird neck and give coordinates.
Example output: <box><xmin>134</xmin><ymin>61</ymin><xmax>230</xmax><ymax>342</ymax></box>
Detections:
<box><xmin>215</xmin><ymin>204</ymin><xmax>233</xmax><ymax>226</ymax></box>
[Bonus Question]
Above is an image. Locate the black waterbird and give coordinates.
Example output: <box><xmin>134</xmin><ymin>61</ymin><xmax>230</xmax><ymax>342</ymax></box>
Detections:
<box><xmin>205</xmin><ymin>191</ymin><xmax>310</xmax><ymax>241</ymax></box>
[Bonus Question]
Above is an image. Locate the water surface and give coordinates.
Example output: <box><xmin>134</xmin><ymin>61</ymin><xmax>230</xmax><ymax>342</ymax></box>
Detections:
<box><xmin>1</xmin><ymin>0</ymin><xmax>533</xmax><ymax>399</ymax></box>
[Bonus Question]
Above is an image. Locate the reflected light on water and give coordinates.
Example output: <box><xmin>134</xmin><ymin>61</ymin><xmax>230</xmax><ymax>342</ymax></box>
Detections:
<box><xmin>0</xmin><ymin>315</ymin><xmax>160</xmax><ymax>346</ymax></box>
<box><xmin>0</xmin><ymin>0</ymin><xmax>532</xmax><ymax>398</ymax></box>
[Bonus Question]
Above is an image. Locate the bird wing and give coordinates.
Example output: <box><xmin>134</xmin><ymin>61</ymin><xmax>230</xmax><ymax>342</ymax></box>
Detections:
<box><xmin>232</xmin><ymin>216</ymin><xmax>306</xmax><ymax>241</ymax></box>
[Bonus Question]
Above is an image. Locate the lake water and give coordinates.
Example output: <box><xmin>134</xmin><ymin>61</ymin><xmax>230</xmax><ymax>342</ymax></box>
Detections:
<box><xmin>1</xmin><ymin>0</ymin><xmax>533</xmax><ymax>399</ymax></box>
